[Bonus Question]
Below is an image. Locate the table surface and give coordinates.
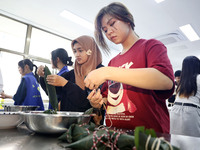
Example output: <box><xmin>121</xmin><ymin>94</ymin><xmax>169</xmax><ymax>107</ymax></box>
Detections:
<box><xmin>0</xmin><ymin>124</ymin><xmax>68</xmax><ymax>150</ymax></box>
<box><xmin>0</xmin><ymin>124</ymin><xmax>200</xmax><ymax>150</ymax></box>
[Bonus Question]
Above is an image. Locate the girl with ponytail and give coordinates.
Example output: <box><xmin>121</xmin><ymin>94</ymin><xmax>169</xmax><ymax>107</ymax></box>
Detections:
<box><xmin>0</xmin><ymin>59</ymin><xmax>44</xmax><ymax>110</ymax></box>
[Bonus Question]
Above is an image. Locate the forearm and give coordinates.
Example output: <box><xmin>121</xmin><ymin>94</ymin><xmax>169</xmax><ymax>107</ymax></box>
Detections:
<box><xmin>13</xmin><ymin>78</ymin><xmax>26</xmax><ymax>105</ymax></box>
<box><xmin>104</xmin><ymin>67</ymin><xmax>173</xmax><ymax>90</ymax></box>
<box><xmin>61</xmin><ymin>80</ymin><xmax>68</xmax><ymax>87</ymax></box>
<box><xmin>46</xmin><ymin>75</ymin><xmax>68</xmax><ymax>87</ymax></box>
<box><xmin>3</xmin><ymin>94</ymin><xmax>13</xmax><ymax>99</ymax></box>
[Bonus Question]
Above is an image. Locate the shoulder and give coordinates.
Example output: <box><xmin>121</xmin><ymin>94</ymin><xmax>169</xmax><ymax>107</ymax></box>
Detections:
<box><xmin>68</xmin><ymin>69</ymin><xmax>75</xmax><ymax>75</ymax></box>
<box><xmin>197</xmin><ymin>75</ymin><xmax>200</xmax><ymax>88</ymax></box>
<box><xmin>130</xmin><ymin>39</ymin><xmax>166</xmax><ymax>54</ymax></box>
<box><xmin>62</xmin><ymin>69</ymin><xmax>74</xmax><ymax>76</ymax></box>
<box><xmin>143</xmin><ymin>39</ymin><xmax>167</xmax><ymax>54</ymax></box>
<box><xmin>197</xmin><ymin>74</ymin><xmax>200</xmax><ymax>82</ymax></box>
<box><xmin>23</xmin><ymin>72</ymin><xmax>34</xmax><ymax>78</ymax></box>
<box><xmin>138</xmin><ymin>39</ymin><xmax>165</xmax><ymax>48</ymax></box>
<box><xmin>23</xmin><ymin>74</ymin><xmax>35</xmax><ymax>81</ymax></box>
<box><xmin>140</xmin><ymin>38</ymin><xmax>164</xmax><ymax>45</ymax></box>
<box><xmin>19</xmin><ymin>78</ymin><xmax>26</xmax><ymax>86</ymax></box>
<box><xmin>21</xmin><ymin>77</ymin><xmax>26</xmax><ymax>82</ymax></box>
<box><xmin>61</xmin><ymin>69</ymin><xmax>75</xmax><ymax>81</ymax></box>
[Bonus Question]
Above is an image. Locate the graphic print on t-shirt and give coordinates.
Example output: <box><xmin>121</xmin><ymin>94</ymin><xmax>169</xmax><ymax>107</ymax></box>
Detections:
<box><xmin>107</xmin><ymin>81</ymin><xmax>137</xmax><ymax>114</ymax></box>
<box><xmin>107</xmin><ymin>80</ymin><xmax>124</xmax><ymax>114</ymax></box>
<box><xmin>107</xmin><ymin>61</ymin><xmax>137</xmax><ymax>114</ymax></box>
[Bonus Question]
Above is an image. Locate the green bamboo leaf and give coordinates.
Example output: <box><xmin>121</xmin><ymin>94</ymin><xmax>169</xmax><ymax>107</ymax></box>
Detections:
<box><xmin>134</xmin><ymin>126</ymin><xmax>145</xmax><ymax>150</ymax></box>
<box><xmin>83</xmin><ymin>108</ymin><xmax>94</xmax><ymax>114</ymax></box>
<box><xmin>58</xmin><ymin>122</ymin><xmax>96</xmax><ymax>143</ymax></box>
<box><xmin>44</xmin><ymin>65</ymin><xmax>58</xmax><ymax>111</ymax></box>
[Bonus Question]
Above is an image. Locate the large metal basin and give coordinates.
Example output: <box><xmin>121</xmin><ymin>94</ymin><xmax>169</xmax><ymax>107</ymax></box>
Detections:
<box><xmin>0</xmin><ymin>112</ymin><xmax>23</xmax><ymax>129</ymax></box>
<box><xmin>22</xmin><ymin>111</ymin><xmax>92</xmax><ymax>134</ymax></box>
<box><xmin>3</xmin><ymin>105</ymin><xmax>39</xmax><ymax>112</ymax></box>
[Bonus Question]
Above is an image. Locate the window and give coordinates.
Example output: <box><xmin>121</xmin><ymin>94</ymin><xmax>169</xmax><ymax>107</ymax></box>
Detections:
<box><xmin>0</xmin><ymin>52</ymin><xmax>23</xmax><ymax>96</ymax></box>
<box><xmin>0</xmin><ymin>15</ymin><xmax>27</xmax><ymax>52</ymax></box>
<box><xmin>0</xmin><ymin>15</ymin><xmax>74</xmax><ymax>108</ymax></box>
<box><xmin>29</xmin><ymin>28</ymin><xmax>74</xmax><ymax>62</ymax></box>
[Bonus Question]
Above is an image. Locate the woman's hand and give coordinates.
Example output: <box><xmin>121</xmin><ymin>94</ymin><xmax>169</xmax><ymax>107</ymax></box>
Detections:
<box><xmin>0</xmin><ymin>91</ymin><xmax>5</xmax><ymax>98</ymax></box>
<box><xmin>37</xmin><ymin>65</ymin><xmax>45</xmax><ymax>77</ymax></box>
<box><xmin>0</xmin><ymin>91</ymin><xmax>12</xmax><ymax>99</ymax></box>
<box><xmin>87</xmin><ymin>89</ymin><xmax>104</xmax><ymax>109</ymax></box>
<box><xmin>84</xmin><ymin>67</ymin><xmax>107</xmax><ymax>90</ymax></box>
<box><xmin>46</xmin><ymin>75</ymin><xmax>68</xmax><ymax>87</ymax></box>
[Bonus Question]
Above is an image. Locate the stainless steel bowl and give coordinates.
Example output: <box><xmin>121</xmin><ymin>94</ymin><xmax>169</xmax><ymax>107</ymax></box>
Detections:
<box><xmin>3</xmin><ymin>105</ymin><xmax>39</xmax><ymax>112</ymax></box>
<box><xmin>0</xmin><ymin>112</ymin><xmax>23</xmax><ymax>129</ymax></box>
<box><xmin>22</xmin><ymin>111</ymin><xmax>92</xmax><ymax>134</ymax></box>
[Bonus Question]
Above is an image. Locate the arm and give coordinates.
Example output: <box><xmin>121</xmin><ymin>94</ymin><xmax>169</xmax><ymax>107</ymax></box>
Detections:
<box><xmin>13</xmin><ymin>78</ymin><xmax>27</xmax><ymax>105</ymax></box>
<box><xmin>0</xmin><ymin>91</ymin><xmax>13</xmax><ymax>99</ymax></box>
<box><xmin>46</xmin><ymin>69</ymin><xmax>75</xmax><ymax>87</ymax></box>
<box><xmin>84</xmin><ymin>67</ymin><xmax>173</xmax><ymax>90</ymax></box>
<box><xmin>46</xmin><ymin>75</ymin><xmax>68</xmax><ymax>87</ymax></box>
<box><xmin>46</xmin><ymin>72</ymin><xmax>91</xmax><ymax>110</ymax></box>
<box><xmin>85</xmin><ymin>40</ymin><xmax>174</xmax><ymax>91</ymax></box>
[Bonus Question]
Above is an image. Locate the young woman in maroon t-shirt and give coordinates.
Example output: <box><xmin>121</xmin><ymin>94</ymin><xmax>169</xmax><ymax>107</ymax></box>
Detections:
<box><xmin>84</xmin><ymin>2</ymin><xmax>174</xmax><ymax>133</ymax></box>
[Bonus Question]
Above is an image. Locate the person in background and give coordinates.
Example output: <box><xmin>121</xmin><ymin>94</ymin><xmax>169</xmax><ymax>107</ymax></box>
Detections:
<box><xmin>168</xmin><ymin>70</ymin><xmax>181</xmax><ymax>107</ymax></box>
<box><xmin>41</xmin><ymin>36</ymin><xmax>104</xmax><ymax>117</ymax></box>
<box><xmin>0</xmin><ymin>59</ymin><xmax>44</xmax><ymax>110</ymax></box>
<box><xmin>84</xmin><ymin>2</ymin><xmax>174</xmax><ymax>133</ymax></box>
<box><xmin>170</xmin><ymin>56</ymin><xmax>200</xmax><ymax>137</ymax></box>
<box><xmin>174</xmin><ymin>70</ymin><xmax>181</xmax><ymax>86</ymax></box>
<box><xmin>37</xmin><ymin>48</ymin><xmax>73</xmax><ymax>109</ymax></box>
<box><xmin>0</xmin><ymin>68</ymin><xmax>3</xmax><ymax>109</ymax></box>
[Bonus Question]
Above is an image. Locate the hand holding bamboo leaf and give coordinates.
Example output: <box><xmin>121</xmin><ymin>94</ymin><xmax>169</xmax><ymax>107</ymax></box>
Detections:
<box><xmin>44</xmin><ymin>65</ymin><xmax>58</xmax><ymax>111</ymax></box>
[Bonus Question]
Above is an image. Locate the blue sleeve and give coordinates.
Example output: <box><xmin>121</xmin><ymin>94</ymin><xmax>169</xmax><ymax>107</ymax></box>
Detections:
<box><xmin>13</xmin><ymin>78</ymin><xmax>27</xmax><ymax>105</ymax></box>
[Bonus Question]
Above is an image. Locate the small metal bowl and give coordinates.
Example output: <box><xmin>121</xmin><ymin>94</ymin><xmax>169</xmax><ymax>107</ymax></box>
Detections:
<box><xmin>22</xmin><ymin>111</ymin><xmax>92</xmax><ymax>134</ymax></box>
<box><xmin>0</xmin><ymin>112</ymin><xmax>23</xmax><ymax>129</ymax></box>
<box><xmin>3</xmin><ymin>105</ymin><xmax>40</xmax><ymax>112</ymax></box>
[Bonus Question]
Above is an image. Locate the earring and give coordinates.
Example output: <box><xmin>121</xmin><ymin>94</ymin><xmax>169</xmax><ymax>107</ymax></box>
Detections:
<box><xmin>86</xmin><ymin>49</ymin><xmax>92</xmax><ymax>55</ymax></box>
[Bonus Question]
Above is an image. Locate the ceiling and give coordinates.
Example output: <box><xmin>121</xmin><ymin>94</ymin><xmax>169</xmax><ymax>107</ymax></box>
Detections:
<box><xmin>0</xmin><ymin>0</ymin><xmax>200</xmax><ymax>72</ymax></box>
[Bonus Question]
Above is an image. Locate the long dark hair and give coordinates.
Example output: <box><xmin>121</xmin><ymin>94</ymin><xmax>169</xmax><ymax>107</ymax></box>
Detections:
<box><xmin>95</xmin><ymin>2</ymin><xmax>135</xmax><ymax>53</ymax></box>
<box><xmin>177</xmin><ymin>56</ymin><xmax>200</xmax><ymax>98</ymax></box>
<box><xmin>51</xmin><ymin>48</ymin><xmax>73</xmax><ymax>68</ymax></box>
<box><xmin>18</xmin><ymin>59</ymin><xmax>39</xmax><ymax>82</ymax></box>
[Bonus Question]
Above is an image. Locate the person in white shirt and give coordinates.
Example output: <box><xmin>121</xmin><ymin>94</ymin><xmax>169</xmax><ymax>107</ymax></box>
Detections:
<box><xmin>170</xmin><ymin>56</ymin><xmax>200</xmax><ymax>137</ymax></box>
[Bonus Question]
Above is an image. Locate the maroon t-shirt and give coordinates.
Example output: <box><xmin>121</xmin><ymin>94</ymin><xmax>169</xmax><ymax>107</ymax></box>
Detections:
<box><xmin>101</xmin><ymin>39</ymin><xmax>174</xmax><ymax>133</ymax></box>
